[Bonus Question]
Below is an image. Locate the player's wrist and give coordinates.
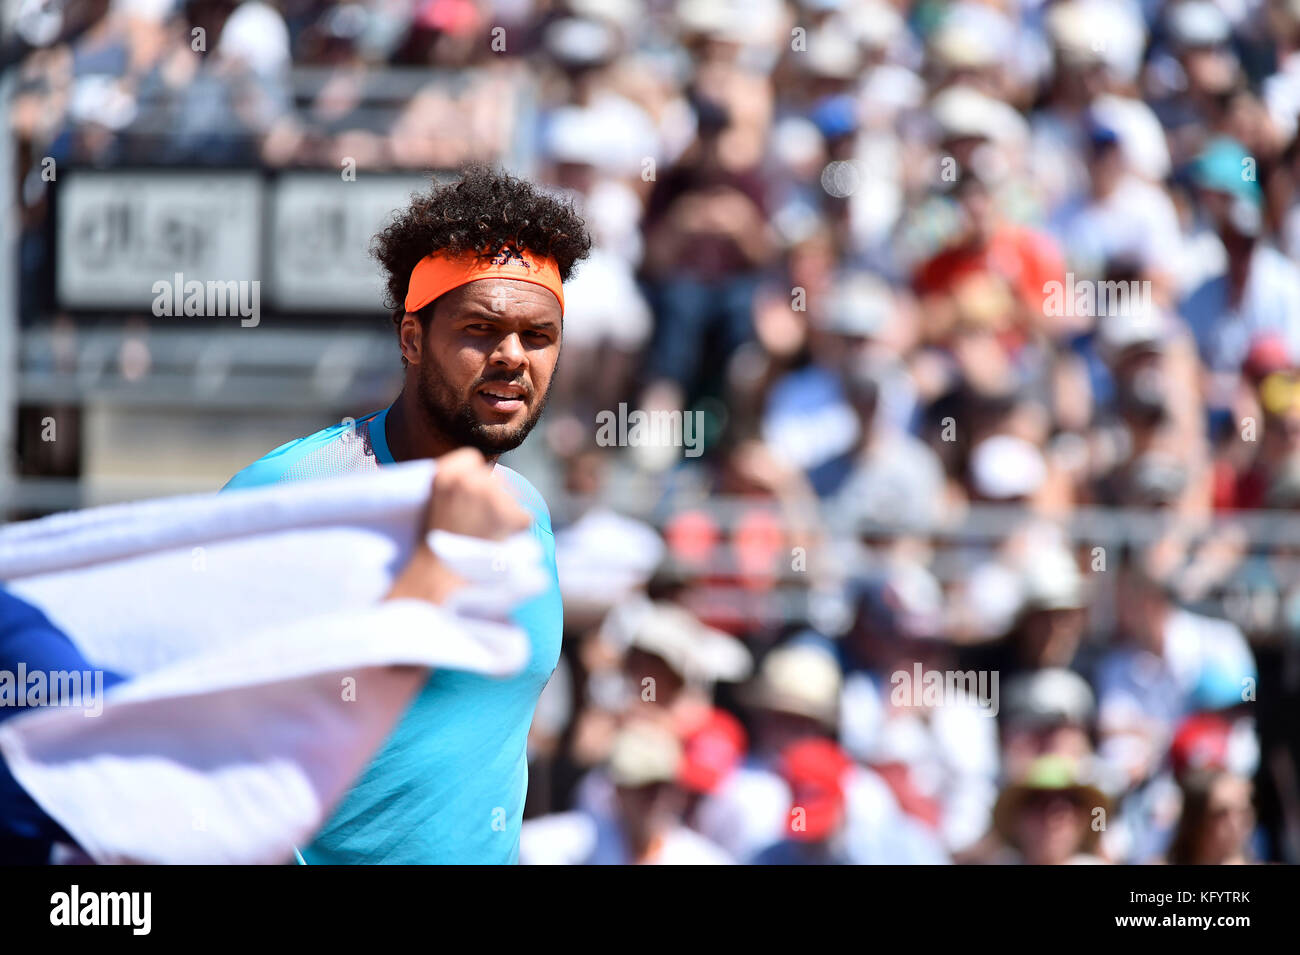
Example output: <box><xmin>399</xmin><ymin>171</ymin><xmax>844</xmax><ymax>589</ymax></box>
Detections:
<box><xmin>384</xmin><ymin>543</ymin><xmax>465</xmax><ymax>606</ymax></box>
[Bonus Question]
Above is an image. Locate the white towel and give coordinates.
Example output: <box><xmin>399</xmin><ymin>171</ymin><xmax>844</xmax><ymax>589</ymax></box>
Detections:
<box><xmin>0</xmin><ymin>459</ymin><xmax>549</xmax><ymax>864</ymax></box>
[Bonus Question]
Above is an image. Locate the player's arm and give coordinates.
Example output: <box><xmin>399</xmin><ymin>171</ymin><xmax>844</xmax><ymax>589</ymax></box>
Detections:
<box><xmin>384</xmin><ymin>447</ymin><xmax>531</xmax><ymax>606</ymax></box>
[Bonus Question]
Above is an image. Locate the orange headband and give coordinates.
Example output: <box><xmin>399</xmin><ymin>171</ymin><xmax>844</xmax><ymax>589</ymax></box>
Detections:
<box><xmin>404</xmin><ymin>247</ymin><xmax>564</xmax><ymax>315</ymax></box>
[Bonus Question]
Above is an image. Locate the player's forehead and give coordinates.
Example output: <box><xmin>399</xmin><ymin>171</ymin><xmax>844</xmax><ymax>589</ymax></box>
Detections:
<box><xmin>439</xmin><ymin>278</ymin><xmax>561</xmax><ymax>325</ymax></box>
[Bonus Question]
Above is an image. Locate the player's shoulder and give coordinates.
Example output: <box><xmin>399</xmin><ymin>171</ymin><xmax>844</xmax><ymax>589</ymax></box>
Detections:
<box><xmin>222</xmin><ymin>411</ymin><xmax>382</xmax><ymax>491</ymax></box>
<box><xmin>493</xmin><ymin>464</ymin><xmax>553</xmax><ymax>534</ymax></box>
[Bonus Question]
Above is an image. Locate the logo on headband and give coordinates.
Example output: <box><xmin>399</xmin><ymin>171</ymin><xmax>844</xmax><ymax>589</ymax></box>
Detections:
<box><xmin>489</xmin><ymin>246</ymin><xmax>535</xmax><ymax>270</ymax></box>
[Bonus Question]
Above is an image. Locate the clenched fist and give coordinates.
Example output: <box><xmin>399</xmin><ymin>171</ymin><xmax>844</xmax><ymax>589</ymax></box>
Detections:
<box><xmin>425</xmin><ymin>448</ymin><xmax>531</xmax><ymax>540</ymax></box>
<box><xmin>386</xmin><ymin>450</ymin><xmax>530</xmax><ymax>606</ymax></box>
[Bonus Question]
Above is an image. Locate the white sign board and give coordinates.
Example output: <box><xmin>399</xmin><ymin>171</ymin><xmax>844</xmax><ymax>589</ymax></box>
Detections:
<box><xmin>57</xmin><ymin>172</ymin><xmax>262</xmax><ymax>309</ymax></box>
<box><xmin>267</xmin><ymin>174</ymin><xmax>432</xmax><ymax>312</ymax></box>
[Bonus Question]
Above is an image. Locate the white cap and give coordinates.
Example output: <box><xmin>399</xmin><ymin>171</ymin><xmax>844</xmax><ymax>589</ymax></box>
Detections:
<box><xmin>1090</xmin><ymin>94</ymin><xmax>1172</xmax><ymax>181</ymax></box>
<box><xmin>676</xmin><ymin>0</ymin><xmax>783</xmax><ymax>44</ymax></box>
<box><xmin>930</xmin><ymin>86</ymin><xmax>1028</xmax><ymax>143</ymax></box>
<box><xmin>850</xmin><ymin>0</ymin><xmax>905</xmax><ymax>49</ymax></box>
<box><xmin>218</xmin><ymin>2</ymin><xmax>291</xmax><ymax>76</ymax></box>
<box><xmin>68</xmin><ymin>76</ymin><xmax>138</xmax><ymax>129</ymax></box>
<box><xmin>567</xmin><ymin>0</ymin><xmax>646</xmax><ymax>29</ymax></box>
<box><xmin>608</xmin><ymin>722</ymin><xmax>682</xmax><ymax>787</ymax></box>
<box><xmin>744</xmin><ymin>643</ymin><xmax>842</xmax><ymax>726</ymax></box>
<box><xmin>1020</xmin><ymin>545</ymin><xmax>1086</xmax><ymax>611</ymax></box>
<box><xmin>113</xmin><ymin>0</ymin><xmax>175</xmax><ymax>20</ymax></box>
<box><xmin>928</xmin><ymin>5</ymin><xmax>1011</xmax><ymax>70</ymax></box>
<box><xmin>1047</xmin><ymin>0</ymin><xmax>1147</xmax><ymax>83</ymax></box>
<box><xmin>1004</xmin><ymin>669</ymin><xmax>1095</xmax><ymax>726</ymax></box>
<box><xmin>1168</xmin><ymin>0</ymin><xmax>1232</xmax><ymax>48</ymax></box>
<box><xmin>542</xmin><ymin>16</ymin><xmax>618</xmax><ymax>66</ymax></box>
<box><xmin>545</xmin><ymin>106</ymin><xmax>608</xmax><ymax>167</ymax></box>
<box><xmin>1098</xmin><ymin>302</ymin><xmax>1170</xmax><ymax>356</ymax></box>
<box><xmin>772</xmin><ymin>116</ymin><xmax>827</xmax><ymax>170</ymax></box>
<box><xmin>823</xmin><ymin>272</ymin><xmax>894</xmax><ymax>337</ymax></box>
<box><xmin>969</xmin><ymin>435</ymin><xmax>1047</xmax><ymax>500</ymax></box>
<box><xmin>544</xmin><ymin>103</ymin><xmax>658</xmax><ymax>176</ymax></box>
<box><xmin>803</xmin><ymin>25</ymin><xmax>863</xmax><ymax>78</ymax></box>
<box><xmin>611</xmin><ymin>601</ymin><xmax>753</xmax><ymax>685</ymax></box>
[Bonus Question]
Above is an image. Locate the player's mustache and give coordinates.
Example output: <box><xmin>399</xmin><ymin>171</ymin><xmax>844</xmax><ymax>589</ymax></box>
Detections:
<box><xmin>473</xmin><ymin>375</ymin><xmax>532</xmax><ymax>399</ymax></box>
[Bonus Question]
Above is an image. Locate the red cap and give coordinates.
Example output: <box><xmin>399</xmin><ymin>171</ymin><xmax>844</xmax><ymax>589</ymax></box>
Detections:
<box><xmin>780</xmin><ymin>738</ymin><xmax>852</xmax><ymax>841</ymax></box>
<box><xmin>1170</xmin><ymin>713</ymin><xmax>1232</xmax><ymax>779</ymax></box>
<box><xmin>678</xmin><ymin>708</ymin><xmax>747</xmax><ymax>795</ymax></box>
<box><xmin>1244</xmin><ymin>333</ymin><xmax>1292</xmax><ymax>380</ymax></box>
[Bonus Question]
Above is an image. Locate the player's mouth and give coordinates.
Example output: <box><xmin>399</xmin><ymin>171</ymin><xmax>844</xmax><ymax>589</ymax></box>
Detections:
<box><xmin>475</xmin><ymin>382</ymin><xmax>528</xmax><ymax>415</ymax></box>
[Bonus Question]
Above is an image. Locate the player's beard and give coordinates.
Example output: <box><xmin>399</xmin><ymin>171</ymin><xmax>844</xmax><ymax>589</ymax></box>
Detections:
<box><xmin>415</xmin><ymin>357</ymin><xmax>552</xmax><ymax>456</ymax></box>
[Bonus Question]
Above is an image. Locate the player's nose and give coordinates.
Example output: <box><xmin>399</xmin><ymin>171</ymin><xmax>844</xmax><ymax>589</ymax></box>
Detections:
<box><xmin>491</xmin><ymin>332</ymin><xmax>527</xmax><ymax>370</ymax></box>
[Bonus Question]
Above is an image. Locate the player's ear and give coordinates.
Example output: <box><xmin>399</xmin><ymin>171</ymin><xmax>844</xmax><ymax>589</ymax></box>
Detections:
<box><xmin>398</xmin><ymin>310</ymin><xmax>424</xmax><ymax>365</ymax></box>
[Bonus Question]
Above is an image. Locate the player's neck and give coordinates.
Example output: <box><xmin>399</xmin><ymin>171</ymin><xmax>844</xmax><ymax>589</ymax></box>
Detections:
<box><xmin>385</xmin><ymin>390</ymin><xmax>500</xmax><ymax>466</ymax></box>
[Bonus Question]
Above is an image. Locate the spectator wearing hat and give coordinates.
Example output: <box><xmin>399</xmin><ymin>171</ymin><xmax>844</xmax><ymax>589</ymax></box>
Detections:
<box><xmin>1212</xmin><ymin>341</ymin><xmax>1300</xmax><ymax>510</ymax></box>
<box><xmin>998</xmin><ymin>668</ymin><xmax>1098</xmax><ymax>783</ymax></box>
<box><xmin>1209</xmin><ymin>333</ymin><xmax>1292</xmax><ymax>509</ymax></box>
<box><xmin>1031</xmin><ymin>0</ymin><xmax>1151</xmax><ymax>217</ymax></box>
<box><xmin>1049</xmin><ymin>119</ymin><xmax>1183</xmax><ymax>298</ymax></box>
<box><xmin>991</xmin><ymin>755</ymin><xmax>1112</xmax><ymax>864</ymax></box>
<box><xmin>1010</xmin><ymin>548</ymin><xmax>1089</xmax><ymax>671</ymax></box>
<box><xmin>615</xmin><ymin>600</ymin><xmax>753</xmax><ymax>723</ymax></box>
<box><xmin>1079</xmin><ymin>293</ymin><xmax>1208</xmax><ymax>514</ymax></box>
<box><xmin>751</xmin><ymin>738</ymin><xmax>856</xmax><ymax>864</ymax></box>
<box><xmin>1150</xmin><ymin>0</ymin><xmax>1243</xmax><ymax>152</ymax></box>
<box><xmin>565</xmin><ymin>597</ymin><xmax>752</xmax><ymax>795</ymax></box>
<box><xmin>698</xmin><ymin>639</ymin><xmax>950</xmax><ymax>865</ymax></box>
<box><xmin>1182</xmin><ymin>138</ymin><xmax>1300</xmax><ymax>377</ymax></box>
<box><xmin>743</xmin><ymin>639</ymin><xmax>843</xmax><ymax>751</ymax></box>
<box><xmin>520</xmin><ymin>722</ymin><xmax>733</xmax><ymax>864</ymax></box>
<box><xmin>1169</xmin><ymin>712</ymin><xmax>1258</xmax><ymax>783</ymax></box>
<box><xmin>966</xmin><ymin>433</ymin><xmax>1049</xmax><ymax>506</ymax></box>
<box><xmin>677</xmin><ymin>706</ymin><xmax>748</xmax><ymax>800</ymax></box>
<box><xmin>695</xmin><ymin>640</ymin><xmax>843</xmax><ymax>859</ymax></box>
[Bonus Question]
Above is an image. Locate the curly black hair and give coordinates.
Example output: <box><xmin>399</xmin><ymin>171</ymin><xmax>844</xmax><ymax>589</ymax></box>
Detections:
<box><xmin>371</xmin><ymin>164</ymin><xmax>592</xmax><ymax>327</ymax></box>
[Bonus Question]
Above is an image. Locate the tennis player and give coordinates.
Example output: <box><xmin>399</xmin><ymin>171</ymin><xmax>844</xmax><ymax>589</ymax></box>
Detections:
<box><xmin>223</xmin><ymin>165</ymin><xmax>591</xmax><ymax>863</ymax></box>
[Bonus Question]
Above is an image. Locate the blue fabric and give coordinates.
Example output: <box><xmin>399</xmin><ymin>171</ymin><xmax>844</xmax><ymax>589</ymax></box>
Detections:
<box><xmin>223</xmin><ymin>409</ymin><xmax>395</xmax><ymax>490</ymax></box>
<box><xmin>1180</xmin><ymin>246</ymin><xmax>1300</xmax><ymax>373</ymax></box>
<box><xmin>646</xmin><ymin>275</ymin><xmax>759</xmax><ymax>393</ymax></box>
<box><xmin>0</xmin><ymin>589</ymin><xmax>126</xmax><ymax>862</ymax></box>
<box><xmin>223</xmin><ymin>406</ymin><xmax>563</xmax><ymax>863</ymax></box>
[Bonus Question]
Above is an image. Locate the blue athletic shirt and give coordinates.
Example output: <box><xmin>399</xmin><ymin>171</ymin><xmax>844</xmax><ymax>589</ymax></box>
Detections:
<box><xmin>223</xmin><ymin>406</ymin><xmax>562</xmax><ymax>864</ymax></box>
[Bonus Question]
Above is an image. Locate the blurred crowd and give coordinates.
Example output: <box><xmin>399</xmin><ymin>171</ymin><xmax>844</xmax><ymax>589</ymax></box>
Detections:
<box><xmin>7</xmin><ymin>0</ymin><xmax>1300</xmax><ymax>863</ymax></box>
